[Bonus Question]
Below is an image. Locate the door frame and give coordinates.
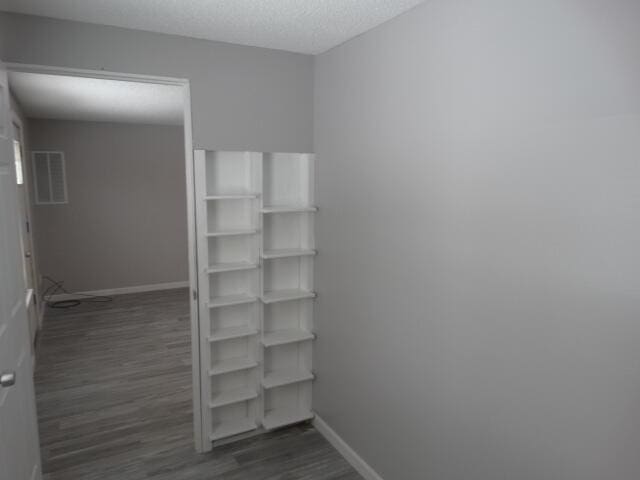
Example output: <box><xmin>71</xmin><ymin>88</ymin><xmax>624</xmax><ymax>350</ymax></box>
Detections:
<box><xmin>5</xmin><ymin>62</ymin><xmax>205</xmax><ymax>452</ymax></box>
<box><xmin>10</xmin><ymin>111</ymin><xmax>39</xmax><ymax>311</ymax></box>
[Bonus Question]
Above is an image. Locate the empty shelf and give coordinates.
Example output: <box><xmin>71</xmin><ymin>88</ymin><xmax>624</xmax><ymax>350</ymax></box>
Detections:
<box><xmin>261</xmin><ymin>289</ymin><xmax>316</xmax><ymax>304</ymax></box>
<box><xmin>262</xmin><ymin>408</ymin><xmax>314</xmax><ymax>431</ymax></box>
<box><xmin>205</xmin><ymin>193</ymin><xmax>259</xmax><ymax>200</ymax></box>
<box><xmin>209</xmin><ymin>357</ymin><xmax>258</xmax><ymax>376</ymax></box>
<box><xmin>210</xmin><ymin>386</ymin><xmax>258</xmax><ymax>408</ymax></box>
<box><xmin>262</xmin><ymin>369</ymin><xmax>314</xmax><ymax>389</ymax></box>
<box><xmin>261</xmin><ymin>205</ymin><xmax>318</xmax><ymax>214</ymax></box>
<box><xmin>210</xmin><ymin>418</ymin><xmax>257</xmax><ymax>441</ymax></box>
<box><xmin>262</xmin><ymin>248</ymin><xmax>316</xmax><ymax>260</ymax></box>
<box><xmin>208</xmin><ymin>293</ymin><xmax>257</xmax><ymax>308</ymax></box>
<box><xmin>206</xmin><ymin>261</ymin><xmax>258</xmax><ymax>274</ymax></box>
<box><xmin>209</xmin><ymin>325</ymin><xmax>258</xmax><ymax>342</ymax></box>
<box><xmin>262</xmin><ymin>329</ymin><xmax>315</xmax><ymax>347</ymax></box>
<box><xmin>206</xmin><ymin>229</ymin><xmax>258</xmax><ymax>237</ymax></box>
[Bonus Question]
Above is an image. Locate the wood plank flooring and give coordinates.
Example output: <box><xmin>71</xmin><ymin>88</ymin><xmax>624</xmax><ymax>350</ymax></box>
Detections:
<box><xmin>34</xmin><ymin>288</ymin><xmax>362</xmax><ymax>480</ymax></box>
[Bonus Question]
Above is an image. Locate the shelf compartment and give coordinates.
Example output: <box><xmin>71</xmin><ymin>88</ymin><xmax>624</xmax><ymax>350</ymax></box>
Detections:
<box><xmin>205</xmin><ymin>151</ymin><xmax>259</xmax><ymax>199</ymax></box>
<box><xmin>206</xmin><ymin>261</ymin><xmax>258</xmax><ymax>274</ymax></box>
<box><xmin>261</xmin><ymin>205</ymin><xmax>317</xmax><ymax>214</ymax></box>
<box><xmin>262</xmin><ymin>408</ymin><xmax>314</xmax><ymax>431</ymax></box>
<box><xmin>262</xmin><ymin>329</ymin><xmax>315</xmax><ymax>348</ymax></box>
<box><xmin>262</xmin><ymin>248</ymin><xmax>316</xmax><ymax>260</ymax></box>
<box><xmin>208</xmin><ymin>293</ymin><xmax>257</xmax><ymax>308</ymax></box>
<box><xmin>261</xmin><ymin>289</ymin><xmax>316</xmax><ymax>304</ymax></box>
<box><xmin>263</xmin><ymin>213</ymin><xmax>313</xmax><ymax>252</ymax></box>
<box><xmin>206</xmin><ymin>229</ymin><xmax>258</xmax><ymax>237</ymax></box>
<box><xmin>207</xmin><ymin>235</ymin><xmax>256</xmax><ymax>266</ymax></box>
<box><xmin>262</xmin><ymin>369</ymin><xmax>314</xmax><ymax>389</ymax></box>
<box><xmin>210</xmin><ymin>418</ymin><xmax>257</xmax><ymax>441</ymax></box>
<box><xmin>210</xmin><ymin>357</ymin><xmax>258</xmax><ymax>376</ymax></box>
<box><xmin>210</xmin><ymin>303</ymin><xmax>258</xmax><ymax>337</ymax></box>
<box><xmin>206</xmin><ymin>196</ymin><xmax>256</xmax><ymax>234</ymax></box>
<box><xmin>262</xmin><ymin>153</ymin><xmax>313</xmax><ymax>207</ymax></box>
<box><xmin>209</xmin><ymin>325</ymin><xmax>258</xmax><ymax>342</ymax></box>
<box><xmin>210</xmin><ymin>386</ymin><xmax>258</xmax><ymax>408</ymax></box>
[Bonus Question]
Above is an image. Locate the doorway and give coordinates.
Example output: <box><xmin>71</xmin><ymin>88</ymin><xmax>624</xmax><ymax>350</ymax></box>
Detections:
<box><xmin>5</xmin><ymin>64</ymin><xmax>204</xmax><ymax>461</ymax></box>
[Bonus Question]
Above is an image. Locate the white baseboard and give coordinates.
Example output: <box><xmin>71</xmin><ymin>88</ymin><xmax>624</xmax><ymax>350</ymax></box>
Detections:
<box><xmin>30</xmin><ymin>463</ymin><xmax>40</xmax><ymax>480</ymax></box>
<box><xmin>48</xmin><ymin>281</ymin><xmax>189</xmax><ymax>302</ymax></box>
<box><xmin>313</xmin><ymin>415</ymin><xmax>384</xmax><ymax>480</ymax></box>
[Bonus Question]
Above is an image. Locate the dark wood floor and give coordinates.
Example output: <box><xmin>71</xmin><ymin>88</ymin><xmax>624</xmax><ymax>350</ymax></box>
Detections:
<box><xmin>34</xmin><ymin>288</ymin><xmax>361</xmax><ymax>480</ymax></box>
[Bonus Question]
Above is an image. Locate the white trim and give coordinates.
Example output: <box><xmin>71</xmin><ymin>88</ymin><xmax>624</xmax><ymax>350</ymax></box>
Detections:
<box><xmin>11</xmin><ymin>111</ymin><xmax>25</xmax><ymax>183</ymax></box>
<box><xmin>47</xmin><ymin>281</ymin><xmax>189</xmax><ymax>302</ymax></box>
<box><xmin>5</xmin><ymin>63</ymin><xmax>188</xmax><ymax>86</ymax></box>
<box><xmin>29</xmin><ymin>463</ymin><xmax>40</xmax><ymax>480</ymax></box>
<box><xmin>313</xmin><ymin>415</ymin><xmax>384</xmax><ymax>480</ymax></box>
<box><xmin>26</xmin><ymin>288</ymin><xmax>34</xmax><ymax>308</ymax></box>
<box><xmin>6</xmin><ymin>61</ymin><xmax>203</xmax><ymax>453</ymax></box>
<box><xmin>37</xmin><ymin>277</ymin><xmax>45</xmax><ymax>329</ymax></box>
<box><xmin>11</xmin><ymin>111</ymin><xmax>41</xmax><ymax>324</ymax></box>
<box><xmin>182</xmin><ymin>83</ymin><xmax>206</xmax><ymax>453</ymax></box>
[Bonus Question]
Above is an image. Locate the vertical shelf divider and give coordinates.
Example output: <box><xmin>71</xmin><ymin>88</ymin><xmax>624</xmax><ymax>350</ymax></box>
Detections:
<box><xmin>193</xmin><ymin>150</ymin><xmax>213</xmax><ymax>440</ymax></box>
<box><xmin>254</xmin><ymin>152</ymin><xmax>265</xmax><ymax>427</ymax></box>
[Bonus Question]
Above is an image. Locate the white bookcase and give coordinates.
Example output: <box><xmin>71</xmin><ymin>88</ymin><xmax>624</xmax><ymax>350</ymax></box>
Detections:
<box><xmin>194</xmin><ymin>150</ymin><xmax>316</xmax><ymax>445</ymax></box>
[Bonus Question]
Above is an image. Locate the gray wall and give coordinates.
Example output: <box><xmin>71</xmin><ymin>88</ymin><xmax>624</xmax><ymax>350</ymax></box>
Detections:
<box><xmin>314</xmin><ymin>1</ymin><xmax>640</xmax><ymax>479</ymax></box>
<box><xmin>29</xmin><ymin>119</ymin><xmax>187</xmax><ymax>292</ymax></box>
<box><xmin>0</xmin><ymin>14</ymin><xmax>6</xmax><ymax>55</ymax></box>
<box><xmin>0</xmin><ymin>12</ymin><xmax>313</xmax><ymax>153</ymax></box>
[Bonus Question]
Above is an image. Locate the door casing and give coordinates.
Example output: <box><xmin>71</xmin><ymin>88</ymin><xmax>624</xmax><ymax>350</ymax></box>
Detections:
<box><xmin>5</xmin><ymin>62</ymin><xmax>205</xmax><ymax>452</ymax></box>
<box><xmin>0</xmin><ymin>58</ymin><xmax>43</xmax><ymax>480</ymax></box>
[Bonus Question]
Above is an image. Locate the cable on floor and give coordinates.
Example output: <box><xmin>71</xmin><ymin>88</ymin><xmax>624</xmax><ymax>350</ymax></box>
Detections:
<box><xmin>42</xmin><ymin>276</ymin><xmax>114</xmax><ymax>309</ymax></box>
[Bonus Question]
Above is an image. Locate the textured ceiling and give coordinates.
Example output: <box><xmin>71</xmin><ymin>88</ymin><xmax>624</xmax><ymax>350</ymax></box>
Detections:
<box><xmin>0</xmin><ymin>0</ymin><xmax>425</xmax><ymax>54</ymax></box>
<box><xmin>9</xmin><ymin>72</ymin><xmax>184</xmax><ymax>125</ymax></box>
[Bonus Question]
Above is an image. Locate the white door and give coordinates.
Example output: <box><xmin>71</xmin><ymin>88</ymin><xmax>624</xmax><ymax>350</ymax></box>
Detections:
<box><xmin>0</xmin><ymin>62</ymin><xmax>42</xmax><ymax>480</ymax></box>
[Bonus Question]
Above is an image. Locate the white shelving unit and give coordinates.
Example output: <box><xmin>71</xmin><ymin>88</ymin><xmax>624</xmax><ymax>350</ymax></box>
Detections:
<box><xmin>194</xmin><ymin>150</ymin><xmax>316</xmax><ymax>445</ymax></box>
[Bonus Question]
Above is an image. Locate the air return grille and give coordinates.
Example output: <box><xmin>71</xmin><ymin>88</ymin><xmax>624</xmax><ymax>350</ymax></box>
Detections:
<box><xmin>32</xmin><ymin>151</ymin><xmax>68</xmax><ymax>204</ymax></box>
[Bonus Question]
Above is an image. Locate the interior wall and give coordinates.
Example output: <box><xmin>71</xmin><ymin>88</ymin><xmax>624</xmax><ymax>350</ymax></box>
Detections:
<box><xmin>29</xmin><ymin>119</ymin><xmax>187</xmax><ymax>293</ymax></box>
<box><xmin>0</xmin><ymin>12</ymin><xmax>313</xmax><ymax>153</ymax></box>
<box><xmin>0</xmin><ymin>14</ymin><xmax>6</xmax><ymax>55</ymax></box>
<box><xmin>314</xmin><ymin>1</ymin><xmax>640</xmax><ymax>479</ymax></box>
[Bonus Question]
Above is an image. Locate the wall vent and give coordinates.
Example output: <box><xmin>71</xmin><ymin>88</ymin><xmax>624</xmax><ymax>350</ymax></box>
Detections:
<box><xmin>32</xmin><ymin>151</ymin><xmax>68</xmax><ymax>204</ymax></box>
